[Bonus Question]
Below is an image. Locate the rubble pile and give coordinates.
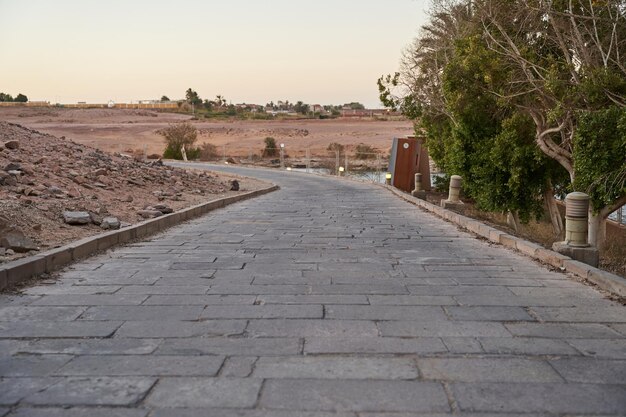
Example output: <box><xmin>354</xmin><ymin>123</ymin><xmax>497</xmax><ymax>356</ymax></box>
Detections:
<box><xmin>0</xmin><ymin>122</ymin><xmax>234</xmax><ymax>262</ymax></box>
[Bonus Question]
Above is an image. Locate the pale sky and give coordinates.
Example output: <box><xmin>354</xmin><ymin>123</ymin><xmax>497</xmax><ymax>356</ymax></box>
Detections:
<box><xmin>0</xmin><ymin>0</ymin><xmax>428</xmax><ymax>108</ymax></box>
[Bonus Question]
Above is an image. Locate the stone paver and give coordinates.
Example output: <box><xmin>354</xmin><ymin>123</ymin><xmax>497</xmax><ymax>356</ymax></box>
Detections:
<box><xmin>1</xmin><ymin>164</ymin><xmax>625</xmax><ymax>416</ymax></box>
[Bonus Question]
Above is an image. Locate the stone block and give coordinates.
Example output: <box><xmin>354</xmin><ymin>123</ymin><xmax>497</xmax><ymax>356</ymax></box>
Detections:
<box><xmin>411</xmin><ymin>190</ymin><xmax>426</xmax><ymax>199</ymax></box>
<box><xmin>146</xmin><ymin>378</ymin><xmax>262</xmax><ymax>408</ymax></box>
<box><xmin>534</xmin><ymin>248</ymin><xmax>568</xmax><ymax>268</ymax></box>
<box><xmin>440</xmin><ymin>200</ymin><xmax>464</xmax><ymax>212</ymax></box>
<box><xmin>488</xmin><ymin>229</ymin><xmax>506</xmax><ymax>243</ymax></box>
<box><xmin>515</xmin><ymin>240</ymin><xmax>542</xmax><ymax>257</ymax></box>
<box><xmin>5</xmin><ymin>255</ymin><xmax>47</xmax><ymax>287</ymax></box>
<box><xmin>499</xmin><ymin>234</ymin><xmax>519</xmax><ymax>249</ymax></box>
<box><xmin>553</xmin><ymin>242</ymin><xmax>599</xmax><ymax>267</ymax></box>
<box><xmin>304</xmin><ymin>336</ymin><xmax>447</xmax><ymax>355</ymax></box>
<box><xmin>70</xmin><ymin>237</ymin><xmax>98</xmax><ymax>261</ymax></box>
<box><xmin>96</xmin><ymin>230</ymin><xmax>120</xmax><ymax>251</ymax></box>
<box><xmin>0</xmin><ymin>268</ymin><xmax>7</xmax><ymax>292</ymax></box>
<box><xmin>587</xmin><ymin>268</ymin><xmax>626</xmax><ymax>297</ymax></box>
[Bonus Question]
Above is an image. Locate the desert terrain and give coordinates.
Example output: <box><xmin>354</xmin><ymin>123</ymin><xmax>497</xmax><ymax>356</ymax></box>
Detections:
<box><xmin>0</xmin><ymin>107</ymin><xmax>414</xmax><ymax>159</ymax></box>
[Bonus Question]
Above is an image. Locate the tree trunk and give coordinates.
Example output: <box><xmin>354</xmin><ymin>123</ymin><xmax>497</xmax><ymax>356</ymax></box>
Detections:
<box><xmin>507</xmin><ymin>211</ymin><xmax>521</xmax><ymax>232</ymax></box>
<box><xmin>588</xmin><ymin>211</ymin><xmax>606</xmax><ymax>249</ymax></box>
<box><xmin>544</xmin><ymin>184</ymin><xmax>563</xmax><ymax>237</ymax></box>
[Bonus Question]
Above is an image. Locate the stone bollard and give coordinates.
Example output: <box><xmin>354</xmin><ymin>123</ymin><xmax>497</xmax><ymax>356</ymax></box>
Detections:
<box><xmin>411</xmin><ymin>173</ymin><xmax>426</xmax><ymax>199</ymax></box>
<box><xmin>553</xmin><ymin>192</ymin><xmax>598</xmax><ymax>266</ymax></box>
<box><xmin>447</xmin><ymin>175</ymin><xmax>462</xmax><ymax>203</ymax></box>
<box><xmin>565</xmin><ymin>192</ymin><xmax>590</xmax><ymax>247</ymax></box>
<box><xmin>441</xmin><ymin>175</ymin><xmax>464</xmax><ymax>210</ymax></box>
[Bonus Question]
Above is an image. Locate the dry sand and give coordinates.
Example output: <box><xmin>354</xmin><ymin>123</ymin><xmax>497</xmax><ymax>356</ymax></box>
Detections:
<box><xmin>0</xmin><ymin>107</ymin><xmax>414</xmax><ymax>158</ymax></box>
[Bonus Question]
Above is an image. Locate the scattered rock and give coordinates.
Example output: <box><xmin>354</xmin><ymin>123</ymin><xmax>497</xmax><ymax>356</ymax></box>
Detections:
<box><xmin>63</xmin><ymin>211</ymin><xmax>91</xmax><ymax>225</ymax></box>
<box><xmin>152</xmin><ymin>204</ymin><xmax>173</xmax><ymax>214</ymax></box>
<box><xmin>89</xmin><ymin>213</ymin><xmax>103</xmax><ymax>225</ymax></box>
<box><xmin>92</xmin><ymin>168</ymin><xmax>107</xmax><ymax>177</ymax></box>
<box><xmin>6</xmin><ymin>249</ymin><xmax>15</xmax><ymax>256</ymax></box>
<box><xmin>137</xmin><ymin>209</ymin><xmax>163</xmax><ymax>219</ymax></box>
<box><xmin>0</xmin><ymin>231</ymin><xmax>39</xmax><ymax>253</ymax></box>
<box><xmin>48</xmin><ymin>186</ymin><xmax>65</xmax><ymax>195</ymax></box>
<box><xmin>230</xmin><ymin>180</ymin><xmax>240</xmax><ymax>191</ymax></box>
<box><xmin>101</xmin><ymin>217</ymin><xmax>121</xmax><ymax>230</ymax></box>
<box><xmin>4</xmin><ymin>140</ymin><xmax>19</xmax><ymax>150</ymax></box>
<box><xmin>4</xmin><ymin>162</ymin><xmax>21</xmax><ymax>172</ymax></box>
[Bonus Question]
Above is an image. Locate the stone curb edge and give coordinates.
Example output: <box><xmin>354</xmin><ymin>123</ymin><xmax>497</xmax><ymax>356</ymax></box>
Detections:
<box><xmin>381</xmin><ymin>184</ymin><xmax>626</xmax><ymax>298</ymax></box>
<box><xmin>0</xmin><ymin>184</ymin><xmax>280</xmax><ymax>291</ymax></box>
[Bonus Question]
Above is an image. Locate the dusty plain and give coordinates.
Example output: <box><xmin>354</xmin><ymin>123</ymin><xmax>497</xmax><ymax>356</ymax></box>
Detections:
<box><xmin>0</xmin><ymin>107</ymin><xmax>414</xmax><ymax>158</ymax></box>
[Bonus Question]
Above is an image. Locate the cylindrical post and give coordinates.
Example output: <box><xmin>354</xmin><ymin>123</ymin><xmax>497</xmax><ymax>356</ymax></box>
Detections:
<box><xmin>385</xmin><ymin>173</ymin><xmax>392</xmax><ymax>185</ymax></box>
<box><xmin>447</xmin><ymin>175</ymin><xmax>462</xmax><ymax>202</ymax></box>
<box><xmin>565</xmin><ymin>192</ymin><xmax>590</xmax><ymax>247</ymax></box>
<box><xmin>335</xmin><ymin>151</ymin><xmax>340</xmax><ymax>176</ymax></box>
<box><xmin>413</xmin><ymin>173</ymin><xmax>422</xmax><ymax>192</ymax></box>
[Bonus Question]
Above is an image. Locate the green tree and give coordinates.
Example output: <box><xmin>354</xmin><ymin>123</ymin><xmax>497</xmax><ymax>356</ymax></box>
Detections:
<box><xmin>160</xmin><ymin>95</ymin><xmax>170</xmax><ymax>101</ymax></box>
<box><xmin>0</xmin><ymin>93</ymin><xmax>14</xmax><ymax>102</ymax></box>
<box><xmin>14</xmin><ymin>93</ymin><xmax>27</xmax><ymax>102</ymax></box>
<box><xmin>185</xmin><ymin>88</ymin><xmax>202</xmax><ymax>106</ymax></box>
<box><xmin>262</xmin><ymin>137</ymin><xmax>278</xmax><ymax>157</ymax></box>
<box><xmin>160</xmin><ymin>122</ymin><xmax>199</xmax><ymax>160</ymax></box>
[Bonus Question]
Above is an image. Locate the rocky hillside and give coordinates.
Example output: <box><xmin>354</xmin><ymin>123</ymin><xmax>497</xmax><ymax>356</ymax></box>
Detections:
<box><xmin>0</xmin><ymin>122</ymin><xmax>248</xmax><ymax>262</ymax></box>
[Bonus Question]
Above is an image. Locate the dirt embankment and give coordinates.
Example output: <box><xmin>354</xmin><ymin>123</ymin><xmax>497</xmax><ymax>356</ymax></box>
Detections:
<box><xmin>0</xmin><ymin>122</ymin><xmax>266</xmax><ymax>263</ymax></box>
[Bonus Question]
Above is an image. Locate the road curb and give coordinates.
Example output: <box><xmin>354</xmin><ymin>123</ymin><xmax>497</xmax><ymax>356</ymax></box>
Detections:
<box><xmin>382</xmin><ymin>184</ymin><xmax>626</xmax><ymax>298</ymax></box>
<box><xmin>0</xmin><ymin>184</ymin><xmax>280</xmax><ymax>291</ymax></box>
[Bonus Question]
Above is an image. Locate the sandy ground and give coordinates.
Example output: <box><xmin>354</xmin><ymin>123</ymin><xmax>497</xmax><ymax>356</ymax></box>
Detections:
<box><xmin>0</xmin><ymin>107</ymin><xmax>414</xmax><ymax>158</ymax></box>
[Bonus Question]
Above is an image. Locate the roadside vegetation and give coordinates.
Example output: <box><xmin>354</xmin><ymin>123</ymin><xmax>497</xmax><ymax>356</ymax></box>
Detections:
<box><xmin>378</xmin><ymin>0</ymin><xmax>626</xmax><ymax>253</ymax></box>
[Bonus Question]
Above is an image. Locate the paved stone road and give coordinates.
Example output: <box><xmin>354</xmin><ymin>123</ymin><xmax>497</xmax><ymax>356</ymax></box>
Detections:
<box><xmin>1</xmin><ymin>165</ymin><xmax>625</xmax><ymax>417</ymax></box>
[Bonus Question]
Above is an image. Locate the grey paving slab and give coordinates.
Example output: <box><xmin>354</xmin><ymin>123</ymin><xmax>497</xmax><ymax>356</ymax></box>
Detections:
<box><xmin>7</xmin><ymin>408</ymin><xmax>149</xmax><ymax>417</ymax></box>
<box><xmin>0</xmin><ymin>354</ymin><xmax>72</xmax><ymax>377</ymax></box>
<box><xmin>4</xmin><ymin>338</ymin><xmax>161</xmax><ymax>355</ymax></box>
<box><xmin>31</xmin><ymin>294</ymin><xmax>148</xmax><ymax>306</ymax></box>
<box><xmin>566</xmin><ymin>338</ymin><xmax>626</xmax><ymax>359</ymax></box>
<box><xmin>201</xmin><ymin>304</ymin><xmax>323</xmax><ymax>319</ymax></box>
<box><xmin>379</xmin><ymin>320</ymin><xmax>512</xmax><ymax>338</ymax></box>
<box><xmin>246</xmin><ymin>319</ymin><xmax>379</xmax><ymax>337</ymax></box>
<box><xmin>56</xmin><ymin>355</ymin><xmax>224</xmax><ymax>377</ymax></box>
<box><xmin>444</xmin><ymin>306</ymin><xmax>535</xmax><ymax>321</ymax></box>
<box><xmin>78</xmin><ymin>305</ymin><xmax>204</xmax><ymax>321</ymax></box>
<box><xmin>324</xmin><ymin>305</ymin><xmax>446</xmax><ymax>321</ymax></box>
<box><xmin>478</xmin><ymin>337</ymin><xmax>581</xmax><ymax>356</ymax></box>
<box><xmin>0</xmin><ymin>378</ymin><xmax>58</xmax><ymax>405</ymax></box>
<box><xmin>549</xmin><ymin>358</ymin><xmax>626</xmax><ymax>383</ymax></box>
<box><xmin>113</xmin><ymin>320</ymin><xmax>246</xmax><ymax>338</ymax></box>
<box><xmin>0</xmin><ymin>321</ymin><xmax>122</xmax><ymax>338</ymax></box>
<box><xmin>150</xmin><ymin>410</ymin><xmax>355</xmax><ymax>417</ymax></box>
<box><xmin>257</xmin><ymin>294</ymin><xmax>369</xmax><ymax>304</ymax></box>
<box><xmin>143</xmin><ymin>294</ymin><xmax>256</xmax><ymax>305</ymax></box>
<box><xmin>304</xmin><ymin>337</ymin><xmax>447</xmax><ymax>355</ymax></box>
<box><xmin>253</xmin><ymin>356</ymin><xmax>419</xmax><ymax>379</ymax></box>
<box><xmin>2</xmin><ymin>165</ymin><xmax>625</xmax><ymax>414</ymax></box>
<box><xmin>22</xmin><ymin>377</ymin><xmax>156</xmax><ymax>406</ymax></box>
<box><xmin>146</xmin><ymin>377</ymin><xmax>262</xmax><ymax>408</ymax></box>
<box><xmin>418</xmin><ymin>358</ymin><xmax>563</xmax><ymax>382</ymax></box>
<box><xmin>259</xmin><ymin>379</ymin><xmax>450</xmax><ymax>412</ymax></box>
<box><xmin>0</xmin><ymin>306</ymin><xmax>86</xmax><ymax>321</ymax></box>
<box><xmin>156</xmin><ymin>337</ymin><xmax>302</xmax><ymax>356</ymax></box>
<box><xmin>220</xmin><ymin>356</ymin><xmax>257</xmax><ymax>377</ymax></box>
<box><xmin>452</xmin><ymin>382</ymin><xmax>626</xmax><ymax>414</ymax></box>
